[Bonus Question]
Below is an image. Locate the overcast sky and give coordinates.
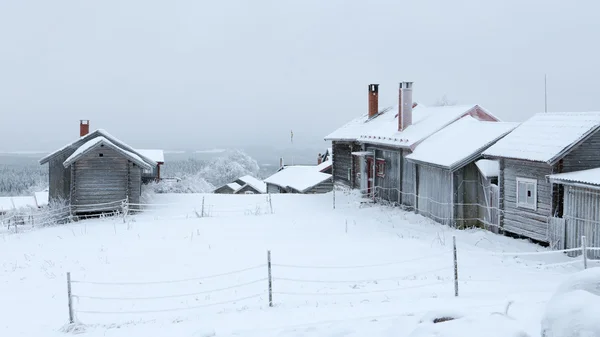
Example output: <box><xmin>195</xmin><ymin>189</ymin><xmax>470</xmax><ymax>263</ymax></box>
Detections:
<box><xmin>1</xmin><ymin>0</ymin><xmax>599</xmax><ymax>152</ymax></box>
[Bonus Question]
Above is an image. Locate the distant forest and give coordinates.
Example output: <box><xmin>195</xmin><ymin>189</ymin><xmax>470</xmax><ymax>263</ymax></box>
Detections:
<box><xmin>0</xmin><ymin>164</ymin><xmax>48</xmax><ymax>196</ymax></box>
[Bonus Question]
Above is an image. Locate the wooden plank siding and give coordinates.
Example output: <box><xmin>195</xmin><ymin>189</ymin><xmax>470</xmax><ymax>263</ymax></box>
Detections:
<box><xmin>304</xmin><ymin>179</ymin><xmax>334</xmax><ymax>194</ymax></box>
<box><xmin>71</xmin><ymin>146</ymin><xmax>142</xmax><ymax>212</ymax></box>
<box><xmin>453</xmin><ymin>163</ymin><xmax>482</xmax><ymax>229</ymax></box>
<box><xmin>266</xmin><ymin>183</ymin><xmax>281</xmax><ymax>194</ymax></box>
<box><xmin>332</xmin><ymin>141</ymin><xmax>353</xmax><ymax>187</ymax></box>
<box><xmin>48</xmin><ymin>150</ymin><xmax>75</xmax><ymax>203</ymax></box>
<box><xmin>401</xmin><ymin>150</ymin><xmax>417</xmax><ymax>210</ymax></box>
<box><xmin>416</xmin><ymin>165</ymin><xmax>452</xmax><ymax>226</ymax></box>
<box><xmin>502</xmin><ymin>159</ymin><xmax>553</xmax><ymax>242</ymax></box>
<box><xmin>365</xmin><ymin>145</ymin><xmax>402</xmax><ymax>204</ymax></box>
<box><xmin>562</xmin><ymin>129</ymin><xmax>600</xmax><ymax>172</ymax></box>
<box><xmin>563</xmin><ymin>185</ymin><xmax>600</xmax><ymax>258</ymax></box>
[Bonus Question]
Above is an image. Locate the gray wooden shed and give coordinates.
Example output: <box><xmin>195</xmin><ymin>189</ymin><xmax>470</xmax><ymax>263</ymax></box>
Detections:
<box><xmin>483</xmin><ymin>112</ymin><xmax>600</xmax><ymax>244</ymax></box>
<box><xmin>548</xmin><ymin>168</ymin><xmax>600</xmax><ymax>257</ymax></box>
<box><xmin>264</xmin><ymin>166</ymin><xmax>333</xmax><ymax>194</ymax></box>
<box><xmin>39</xmin><ymin>127</ymin><xmax>157</xmax><ymax>214</ymax></box>
<box><xmin>405</xmin><ymin>117</ymin><xmax>516</xmax><ymax>228</ymax></box>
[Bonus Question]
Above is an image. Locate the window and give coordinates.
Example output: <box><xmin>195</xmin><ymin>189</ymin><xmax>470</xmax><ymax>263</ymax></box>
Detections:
<box><xmin>98</xmin><ymin>153</ymin><xmax>103</xmax><ymax>157</ymax></box>
<box><xmin>376</xmin><ymin>158</ymin><xmax>385</xmax><ymax>178</ymax></box>
<box><xmin>516</xmin><ymin>177</ymin><xmax>537</xmax><ymax>210</ymax></box>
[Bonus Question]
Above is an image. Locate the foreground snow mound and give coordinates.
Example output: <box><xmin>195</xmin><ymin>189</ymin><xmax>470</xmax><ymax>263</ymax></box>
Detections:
<box><xmin>541</xmin><ymin>267</ymin><xmax>600</xmax><ymax>337</ymax></box>
<box><xmin>409</xmin><ymin>311</ymin><xmax>529</xmax><ymax>337</ymax></box>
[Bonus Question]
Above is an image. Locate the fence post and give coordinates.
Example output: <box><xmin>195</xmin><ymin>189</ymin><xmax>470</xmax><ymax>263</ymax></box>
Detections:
<box><xmin>267</xmin><ymin>250</ymin><xmax>273</xmax><ymax>307</ymax></box>
<box><xmin>582</xmin><ymin>236</ymin><xmax>588</xmax><ymax>269</ymax></box>
<box><xmin>67</xmin><ymin>272</ymin><xmax>74</xmax><ymax>324</ymax></box>
<box><xmin>453</xmin><ymin>236</ymin><xmax>459</xmax><ymax>297</ymax></box>
<box><xmin>122</xmin><ymin>196</ymin><xmax>129</xmax><ymax>223</ymax></box>
<box><xmin>201</xmin><ymin>197</ymin><xmax>205</xmax><ymax>217</ymax></box>
<box><xmin>268</xmin><ymin>193</ymin><xmax>273</xmax><ymax>214</ymax></box>
<box><xmin>332</xmin><ymin>181</ymin><xmax>336</xmax><ymax>210</ymax></box>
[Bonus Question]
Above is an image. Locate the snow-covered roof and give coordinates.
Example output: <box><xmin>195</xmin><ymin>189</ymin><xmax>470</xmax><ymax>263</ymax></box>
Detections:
<box><xmin>236</xmin><ymin>175</ymin><xmax>267</xmax><ymax>194</ymax></box>
<box><xmin>227</xmin><ymin>182</ymin><xmax>242</xmax><ymax>191</ymax></box>
<box><xmin>39</xmin><ymin>129</ymin><xmax>156</xmax><ymax>167</ymax></box>
<box><xmin>63</xmin><ymin>136</ymin><xmax>152</xmax><ymax>170</ymax></box>
<box><xmin>264</xmin><ymin>166</ymin><xmax>332</xmax><ymax>192</ymax></box>
<box><xmin>405</xmin><ymin>117</ymin><xmax>517</xmax><ymax>170</ymax></box>
<box><xmin>483</xmin><ymin>112</ymin><xmax>600</xmax><ymax>164</ymax></box>
<box><xmin>475</xmin><ymin>159</ymin><xmax>500</xmax><ymax>178</ymax></box>
<box><xmin>324</xmin><ymin>104</ymin><xmax>498</xmax><ymax>149</ymax></box>
<box><xmin>547</xmin><ymin>167</ymin><xmax>600</xmax><ymax>187</ymax></box>
<box><xmin>136</xmin><ymin>149</ymin><xmax>165</xmax><ymax>164</ymax></box>
<box><xmin>315</xmin><ymin>160</ymin><xmax>332</xmax><ymax>172</ymax></box>
<box><xmin>34</xmin><ymin>191</ymin><xmax>49</xmax><ymax>207</ymax></box>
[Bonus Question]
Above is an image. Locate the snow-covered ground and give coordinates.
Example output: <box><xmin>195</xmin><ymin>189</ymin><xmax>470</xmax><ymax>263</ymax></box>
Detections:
<box><xmin>0</xmin><ymin>192</ymin><xmax>591</xmax><ymax>336</ymax></box>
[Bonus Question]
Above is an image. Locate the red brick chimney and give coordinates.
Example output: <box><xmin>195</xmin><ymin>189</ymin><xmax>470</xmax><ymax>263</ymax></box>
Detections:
<box><xmin>398</xmin><ymin>82</ymin><xmax>413</xmax><ymax>131</ymax></box>
<box><xmin>368</xmin><ymin>84</ymin><xmax>379</xmax><ymax>118</ymax></box>
<box><xmin>317</xmin><ymin>153</ymin><xmax>322</xmax><ymax>165</ymax></box>
<box><xmin>80</xmin><ymin>120</ymin><xmax>90</xmax><ymax>137</ymax></box>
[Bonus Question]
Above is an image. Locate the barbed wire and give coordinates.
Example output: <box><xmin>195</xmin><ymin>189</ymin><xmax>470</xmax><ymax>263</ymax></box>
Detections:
<box><xmin>274</xmin><ymin>280</ymin><xmax>450</xmax><ymax>296</ymax></box>
<box><xmin>74</xmin><ymin>278</ymin><xmax>267</xmax><ymax>301</ymax></box>
<box><xmin>272</xmin><ymin>253</ymin><xmax>449</xmax><ymax>270</ymax></box>
<box><xmin>71</xmin><ymin>264</ymin><xmax>265</xmax><ymax>286</ymax></box>
<box><xmin>76</xmin><ymin>293</ymin><xmax>265</xmax><ymax>315</ymax></box>
<box><xmin>274</xmin><ymin>266</ymin><xmax>452</xmax><ymax>284</ymax></box>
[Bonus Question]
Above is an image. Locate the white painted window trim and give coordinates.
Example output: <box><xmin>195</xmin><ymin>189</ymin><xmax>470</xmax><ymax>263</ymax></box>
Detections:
<box><xmin>516</xmin><ymin>177</ymin><xmax>537</xmax><ymax>211</ymax></box>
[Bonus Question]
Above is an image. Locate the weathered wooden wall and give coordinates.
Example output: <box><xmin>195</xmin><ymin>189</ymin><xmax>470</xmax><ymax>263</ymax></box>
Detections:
<box><xmin>365</xmin><ymin>146</ymin><xmax>402</xmax><ymax>204</ymax></box>
<box><xmin>305</xmin><ymin>178</ymin><xmax>334</xmax><ymax>194</ymax></box>
<box><xmin>48</xmin><ymin>150</ymin><xmax>75</xmax><ymax>203</ymax></box>
<box><xmin>416</xmin><ymin>165</ymin><xmax>452</xmax><ymax>226</ymax></box>
<box><xmin>562</xmin><ymin>130</ymin><xmax>600</xmax><ymax>172</ymax></box>
<box><xmin>454</xmin><ymin>163</ymin><xmax>481</xmax><ymax>228</ymax></box>
<box><xmin>563</xmin><ymin>185</ymin><xmax>600</xmax><ymax>258</ymax></box>
<box><xmin>71</xmin><ymin>146</ymin><xmax>141</xmax><ymax>212</ymax></box>
<box><xmin>502</xmin><ymin>159</ymin><xmax>553</xmax><ymax>242</ymax></box>
<box><xmin>402</xmin><ymin>150</ymin><xmax>417</xmax><ymax>210</ymax></box>
<box><xmin>332</xmin><ymin>141</ymin><xmax>353</xmax><ymax>187</ymax></box>
<box><xmin>266</xmin><ymin>183</ymin><xmax>281</xmax><ymax>194</ymax></box>
<box><xmin>214</xmin><ymin>186</ymin><xmax>236</xmax><ymax>194</ymax></box>
<box><xmin>235</xmin><ymin>185</ymin><xmax>262</xmax><ymax>194</ymax></box>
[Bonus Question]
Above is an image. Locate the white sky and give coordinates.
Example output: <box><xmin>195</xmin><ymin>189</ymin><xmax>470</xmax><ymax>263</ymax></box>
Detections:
<box><xmin>1</xmin><ymin>0</ymin><xmax>599</xmax><ymax>152</ymax></box>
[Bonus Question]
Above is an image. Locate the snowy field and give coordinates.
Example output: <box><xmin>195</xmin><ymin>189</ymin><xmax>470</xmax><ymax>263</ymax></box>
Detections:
<box><xmin>0</xmin><ymin>192</ymin><xmax>591</xmax><ymax>337</ymax></box>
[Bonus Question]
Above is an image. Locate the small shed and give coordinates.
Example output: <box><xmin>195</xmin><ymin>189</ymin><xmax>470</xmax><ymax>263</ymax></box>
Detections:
<box><xmin>483</xmin><ymin>112</ymin><xmax>600</xmax><ymax>244</ymax></box>
<box><xmin>405</xmin><ymin>116</ymin><xmax>516</xmax><ymax>228</ymax></box>
<box><xmin>264</xmin><ymin>166</ymin><xmax>333</xmax><ymax>194</ymax></box>
<box><xmin>137</xmin><ymin>149</ymin><xmax>165</xmax><ymax>183</ymax></box>
<box><xmin>547</xmin><ymin>168</ymin><xmax>600</xmax><ymax>256</ymax></box>
<box><xmin>39</xmin><ymin>123</ymin><xmax>157</xmax><ymax>214</ymax></box>
<box><xmin>233</xmin><ymin>175</ymin><xmax>267</xmax><ymax>194</ymax></box>
<box><xmin>214</xmin><ymin>182</ymin><xmax>242</xmax><ymax>194</ymax></box>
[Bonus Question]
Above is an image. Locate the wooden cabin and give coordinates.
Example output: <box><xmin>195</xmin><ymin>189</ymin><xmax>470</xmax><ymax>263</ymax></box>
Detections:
<box><xmin>324</xmin><ymin>82</ymin><xmax>500</xmax><ymax>212</ymax></box>
<box><xmin>404</xmin><ymin>117</ymin><xmax>516</xmax><ymax>228</ymax></box>
<box><xmin>233</xmin><ymin>175</ymin><xmax>267</xmax><ymax>194</ymax></box>
<box><xmin>264</xmin><ymin>166</ymin><xmax>333</xmax><ymax>194</ymax></box>
<box><xmin>547</xmin><ymin>168</ymin><xmax>600</xmax><ymax>256</ymax></box>
<box><xmin>483</xmin><ymin>112</ymin><xmax>600</xmax><ymax>244</ymax></box>
<box><xmin>137</xmin><ymin>149</ymin><xmax>165</xmax><ymax>183</ymax></box>
<box><xmin>39</xmin><ymin>121</ymin><xmax>160</xmax><ymax>214</ymax></box>
<box><xmin>214</xmin><ymin>182</ymin><xmax>242</xmax><ymax>194</ymax></box>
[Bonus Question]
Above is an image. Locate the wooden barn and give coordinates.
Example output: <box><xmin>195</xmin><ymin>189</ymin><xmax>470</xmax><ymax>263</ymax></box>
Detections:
<box><xmin>404</xmin><ymin>117</ymin><xmax>516</xmax><ymax>228</ymax></box>
<box><xmin>483</xmin><ymin>112</ymin><xmax>600</xmax><ymax>244</ymax></box>
<box><xmin>548</xmin><ymin>168</ymin><xmax>600</xmax><ymax>256</ymax></box>
<box><xmin>39</xmin><ymin>121</ymin><xmax>161</xmax><ymax>214</ymax></box>
<box><xmin>324</xmin><ymin>82</ymin><xmax>500</xmax><ymax>212</ymax></box>
<box><xmin>264</xmin><ymin>166</ymin><xmax>333</xmax><ymax>194</ymax></box>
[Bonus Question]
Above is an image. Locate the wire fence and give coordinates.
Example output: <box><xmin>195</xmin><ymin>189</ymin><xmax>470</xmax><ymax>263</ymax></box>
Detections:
<box><xmin>0</xmin><ymin>194</ymin><xmax>275</xmax><ymax>235</ymax></box>
<box><xmin>63</xmin><ymin>237</ymin><xmax>598</xmax><ymax>326</ymax></box>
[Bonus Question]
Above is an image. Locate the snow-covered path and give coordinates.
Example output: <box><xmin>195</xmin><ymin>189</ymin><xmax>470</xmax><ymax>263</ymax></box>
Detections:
<box><xmin>0</xmin><ymin>192</ymin><xmax>587</xmax><ymax>336</ymax></box>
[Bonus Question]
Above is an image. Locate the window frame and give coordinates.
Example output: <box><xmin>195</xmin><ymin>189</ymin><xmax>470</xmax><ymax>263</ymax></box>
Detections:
<box><xmin>376</xmin><ymin>158</ymin><xmax>386</xmax><ymax>178</ymax></box>
<box><xmin>516</xmin><ymin>177</ymin><xmax>537</xmax><ymax>211</ymax></box>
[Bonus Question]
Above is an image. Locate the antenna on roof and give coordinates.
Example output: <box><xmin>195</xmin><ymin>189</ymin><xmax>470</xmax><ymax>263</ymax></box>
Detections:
<box><xmin>544</xmin><ymin>74</ymin><xmax>548</xmax><ymax>113</ymax></box>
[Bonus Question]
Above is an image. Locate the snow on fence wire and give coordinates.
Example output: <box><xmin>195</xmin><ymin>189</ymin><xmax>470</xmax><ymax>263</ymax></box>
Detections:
<box><xmin>62</xmin><ymin>237</ymin><xmax>599</xmax><ymax>325</ymax></box>
<box><xmin>1</xmin><ymin>194</ymin><xmax>275</xmax><ymax>234</ymax></box>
